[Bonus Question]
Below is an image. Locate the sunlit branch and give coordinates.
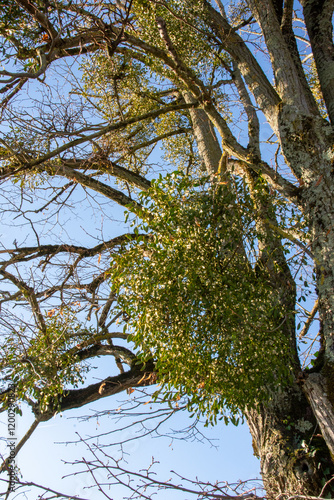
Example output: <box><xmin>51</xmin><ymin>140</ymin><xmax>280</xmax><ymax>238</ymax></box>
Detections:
<box><xmin>5</xmin><ymin>102</ymin><xmax>198</xmax><ymax>178</ymax></box>
<box><xmin>203</xmin><ymin>1</ymin><xmax>280</xmax><ymax>121</ymax></box>
<box><xmin>232</xmin><ymin>62</ymin><xmax>260</xmax><ymax>158</ymax></box>
<box><xmin>202</xmin><ymin>103</ymin><xmax>252</xmax><ymax>162</ymax></box>
<box><xmin>0</xmin><ymin>234</ymin><xmax>139</xmax><ymax>265</ymax></box>
<box><xmin>67</xmin><ymin>343</ymin><xmax>135</xmax><ymax>366</ymax></box>
<box><xmin>15</xmin><ymin>0</ymin><xmax>58</xmax><ymax>38</ymax></box>
<box><xmin>97</xmin><ymin>291</ymin><xmax>115</xmax><ymax>329</ymax></box>
<box><xmin>63</xmin><ymin>158</ymin><xmax>151</xmax><ymax>190</ymax></box>
<box><xmin>50</xmin><ymin>165</ymin><xmax>141</xmax><ymax>209</ymax></box>
<box><xmin>32</xmin><ymin>362</ymin><xmax>157</xmax><ymax>421</ymax></box>
<box><xmin>228</xmin><ymin>159</ymin><xmax>301</xmax><ymax>205</ymax></box>
<box><xmin>302</xmin><ymin>0</ymin><xmax>334</xmax><ymax>125</ymax></box>
<box><xmin>299</xmin><ymin>299</ymin><xmax>319</xmax><ymax>339</ymax></box>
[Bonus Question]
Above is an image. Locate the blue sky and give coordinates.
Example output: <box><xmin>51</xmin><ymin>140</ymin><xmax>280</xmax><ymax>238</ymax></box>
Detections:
<box><xmin>1</xmin><ymin>393</ymin><xmax>262</xmax><ymax>499</ymax></box>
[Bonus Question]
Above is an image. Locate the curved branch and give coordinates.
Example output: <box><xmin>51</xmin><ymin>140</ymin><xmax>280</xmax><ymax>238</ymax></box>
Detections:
<box><xmin>0</xmin><ymin>234</ymin><xmax>139</xmax><ymax>265</ymax></box>
<box><xmin>0</xmin><ymin>52</ymin><xmax>48</xmax><ymax>83</ymax></box>
<box><xmin>73</xmin><ymin>344</ymin><xmax>135</xmax><ymax>366</ymax></box>
<box><xmin>228</xmin><ymin>159</ymin><xmax>301</xmax><ymax>205</ymax></box>
<box><xmin>0</xmin><ymin>270</ymin><xmax>47</xmax><ymax>335</ymax></box>
<box><xmin>15</xmin><ymin>0</ymin><xmax>58</xmax><ymax>39</ymax></box>
<box><xmin>33</xmin><ymin>362</ymin><xmax>157</xmax><ymax>421</ymax></box>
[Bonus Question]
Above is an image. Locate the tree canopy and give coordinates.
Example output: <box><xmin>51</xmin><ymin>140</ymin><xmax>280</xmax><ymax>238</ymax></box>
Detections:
<box><xmin>1</xmin><ymin>0</ymin><xmax>334</xmax><ymax>498</ymax></box>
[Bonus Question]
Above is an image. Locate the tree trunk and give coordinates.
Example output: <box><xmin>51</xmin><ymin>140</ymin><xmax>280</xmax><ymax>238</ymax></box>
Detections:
<box><xmin>303</xmin><ymin>373</ymin><xmax>334</xmax><ymax>459</ymax></box>
<box><xmin>244</xmin><ymin>154</ymin><xmax>334</xmax><ymax>497</ymax></box>
<box><xmin>246</xmin><ymin>383</ymin><xmax>334</xmax><ymax>498</ymax></box>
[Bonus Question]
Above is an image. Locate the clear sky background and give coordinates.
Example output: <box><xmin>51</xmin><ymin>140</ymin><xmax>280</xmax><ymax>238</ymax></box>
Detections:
<box><xmin>1</xmin><ymin>393</ymin><xmax>262</xmax><ymax>499</ymax></box>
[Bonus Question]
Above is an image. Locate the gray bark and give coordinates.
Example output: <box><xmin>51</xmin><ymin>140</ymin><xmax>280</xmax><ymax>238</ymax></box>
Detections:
<box><xmin>303</xmin><ymin>373</ymin><xmax>334</xmax><ymax>459</ymax></box>
<box><xmin>183</xmin><ymin>92</ymin><xmax>222</xmax><ymax>175</ymax></box>
<box><xmin>302</xmin><ymin>0</ymin><xmax>334</xmax><ymax>125</ymax></box>
<box><xmin>247</xmin><ymin>384</ymin><xmax>334</xmax><ymax>499</ymax></box>
<box><xmin>246</xmin><ymin>0</ymin><xmax>317</xmax><ymax>115</ymax></box>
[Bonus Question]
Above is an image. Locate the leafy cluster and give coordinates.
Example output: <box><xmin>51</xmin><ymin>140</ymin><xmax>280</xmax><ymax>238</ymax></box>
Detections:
<box><xmin>111</xmin><ymin>172</ymin><xmax>292</xmax><ymax>423</ymax></box>
<box><xmin>1</xmin><ymin>308</ymin><xmax>90</xmax><ymax>413</ymax></box>
<box><xmin>0</xmin><ymin>0</ymin><xmax>60</xmax><ymax>60</ymax></box>
<box><xmin>132</xmin><ymin>0</ymin><xmax>215</xmax><ymax>80</ymax></box>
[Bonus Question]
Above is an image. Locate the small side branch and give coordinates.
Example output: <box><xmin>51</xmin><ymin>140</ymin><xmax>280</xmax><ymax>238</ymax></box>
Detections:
<box><xmin>0</xmin><ymin>418</ymin><xmax>41</xmax><ymax>473</ymax></box>
<box><xmin>0</xmin><ymin>270</ymin><xmax>47</xmax><ymax>335</ymax></box>
<box><xmin>299</xmin><ymin>299</ymin><xmax>319</xmax><ymax>339</ymax></box>
<box><xmin>8</xmin><ymin>101</ymin><xmax>199</xmax><ymax>176</ymax></box>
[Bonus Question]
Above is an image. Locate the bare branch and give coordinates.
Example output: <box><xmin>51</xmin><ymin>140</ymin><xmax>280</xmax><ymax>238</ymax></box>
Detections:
<box><xmin>0</xmin><ymin>270</ymin><xmax>47</xmax><ymax>335</ymax></box>
<box><xmin>299</xmin><ymin>299</ymin><xmax>319</xmax><ymax>339</ymax></box>
<box><xmin>0</xmin><ymin>418</ymin><xmax>41</xmax><ymax>473</ymax></box>
<box><xmin>0</xmin><ymin>234</ymin><xmax>139</xmax><ymax>266</ymax></box>
<box><xmin>14</xmin><ymin>0</ymin><xmax>58</xmax><ymax>38</ymax></box>
<box><xmin>49</xmin><ymin>164</ymin><xmax>142</xmax><ymax>209</ymax></box>
<box><xmin>5</xmin><ymin>101</ymin><xmax>199</xmax><ymax>177</ymax></box>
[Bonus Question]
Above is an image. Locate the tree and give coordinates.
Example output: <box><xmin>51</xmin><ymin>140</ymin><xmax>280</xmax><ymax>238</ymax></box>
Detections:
<box><xmin>0</xmin><ymin>0</ymin><xmax>334</xmax><ymax>497</ymax></box>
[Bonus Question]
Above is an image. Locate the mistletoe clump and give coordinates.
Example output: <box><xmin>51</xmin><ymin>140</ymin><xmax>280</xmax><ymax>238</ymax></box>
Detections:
<box><xmin>1</xmin><ymin>308</ymin><xmax>90</xmax><ymax>413</ymax></box>
<box><xmin>111</xmin><ymin>172</ymin><xmax>292</xmax><ymax>423</ymax></box>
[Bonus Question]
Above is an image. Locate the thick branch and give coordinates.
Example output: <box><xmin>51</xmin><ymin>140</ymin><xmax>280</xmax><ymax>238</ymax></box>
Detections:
<box><xmin>0</xmin><ymin>234</ymin><xmax>138</xmax><ymax>265</ymax></box>
<box><xmin>228</xmin><ymin>159</ymin><xmax>301</xmax><ymax>205</ymax></box>
<box><xmin>14</xmin><ymin>0</ymin><xmax>58</xmax><ymax>38</ymax></box>
<box><xmin>33</xmin><ymin>362</ymin><xmax>156</xmax><ymax>421</ymax></box>
<box><xmin>302</xmin><ymin>0</ymin><xmax>334</xmax><ymax>124</ymax></box>
<box><xmin>63</xmin><ymin>158</ymin><xmax>151</xmax><ymax>191</ymax></box>
<box><xmin>203</xmin><ymin>1</ymin><xmax>281</xmax><ymax>128</ymax></box>
<box><xmin>202</xmin><ymin>103</ymin><xmax>250</xmax><ymax>161</ymax></box>
<box><xmin>245</xmin><ymin>0</ymin><xmax>317</xmax><ymax>116</ymax></box>
<box><xmin>50</xmin><ymin>165</ymin><xmax>141</xmax><ymax>209</ymax></box>
<box><xmin>280</xmin><ymin>0</ymin><xmax>319</xmax><ymax>116</ymax></box>
<box><xmin>183</xmin><ymin>92</ymin><xmax>222</xmax><ymax>175</ymax></box>
<box><xmin>231</xmin><ymin>63</ymin><xmax>260</xmax><ymax>158</ymax></box>
<box><xmin>73</xmin><ymin>344</ymin><xmax>135</xmax><ymax>365</ymax></box>
<box><xmin>9</xmin><ymin>102</ymin><xmax>198</xmax><ymax>175</ymax></box>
